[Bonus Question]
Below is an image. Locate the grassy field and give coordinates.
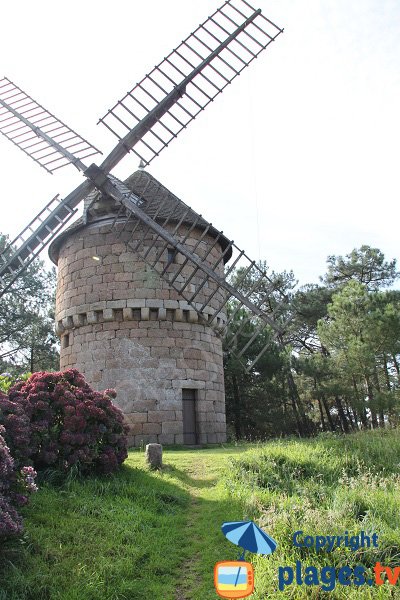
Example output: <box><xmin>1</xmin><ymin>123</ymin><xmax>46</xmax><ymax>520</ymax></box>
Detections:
<box><xmin>224</xmin><ymin>430</ymin><xmax>400</xmax><ymax>599</ymax></box>
<box><xmin>1</xmin><ymin>430</ymin><xmax>400</xmax><ymax>599</ymax></box>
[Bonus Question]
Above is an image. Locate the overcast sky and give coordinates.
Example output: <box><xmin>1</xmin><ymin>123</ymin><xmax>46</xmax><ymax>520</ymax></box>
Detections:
<box><xmin>1</xmin><ymin>0</ymin><xmax>399</xmax><ymax>287</ymax></box>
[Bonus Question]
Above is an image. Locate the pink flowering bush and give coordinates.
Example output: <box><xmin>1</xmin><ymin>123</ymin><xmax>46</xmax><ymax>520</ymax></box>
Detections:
<box><xmin>1</xmin><ymin>369</ymin><xmax>128</xmax><ymax>476</ymax></box>
<box><xmin>0</xmin><ymin>422</ymin><xmax>38</xmax><ymax>540</ymax></box>
<box><xmin>0</xmin><ymin>392</ymin><xmax>31</xmax><ymax>466</ymax></box>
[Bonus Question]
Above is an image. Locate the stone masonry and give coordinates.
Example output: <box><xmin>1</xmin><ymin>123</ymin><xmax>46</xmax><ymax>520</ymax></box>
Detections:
<box><xmin>49</xmin><ymin>171</ymin><xmax>228</xmax><ymax>446</ymax></box>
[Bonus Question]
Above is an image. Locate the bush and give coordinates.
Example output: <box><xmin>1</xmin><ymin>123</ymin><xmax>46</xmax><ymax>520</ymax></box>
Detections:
<box><xmin>0</xmin><ymin>392</ymin><xmax>31</xmax><ymax>466</ymax></box>
<box><xmin>0</xmin><ymin>422</ymin><xmax>37</xmax><ymax>540</ymax></box>
<box><xmin>1</xmin><ymin>369</ymin><xmax>128</xmax><ymax>476</ymax></box>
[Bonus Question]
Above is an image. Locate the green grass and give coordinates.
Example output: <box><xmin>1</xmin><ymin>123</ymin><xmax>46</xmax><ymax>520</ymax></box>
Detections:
<box><xmin>224</xmin><ymin>429</ymin><xmax>400</xmax><ymax>598</ymax></box>
<box><xmin>1</xmin><ymin>431</ymin><xmax>400</xmax><ymax>599</ymax></box>
<box><xmin>0</xmin><ymin>446</ymin><xmax>249</xmax><ymax>600</ymax></box>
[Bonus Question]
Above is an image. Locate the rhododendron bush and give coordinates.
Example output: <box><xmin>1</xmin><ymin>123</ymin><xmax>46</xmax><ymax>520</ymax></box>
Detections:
<box><xmin>0</xmin><ymin>369</ymin><xmax>128</xmax><ymax>476</ymax></box>
<box><xmin>0</xmin><ymin>419</ymin><xmax>37</xmax><ymax>540</ymax></box>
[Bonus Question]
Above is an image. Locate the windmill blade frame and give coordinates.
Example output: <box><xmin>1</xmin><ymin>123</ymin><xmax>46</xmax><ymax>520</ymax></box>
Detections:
<box><xmin>0</xmin><ymin>77</ymin><xmax>101</xmax><ymax>174</ymax></box>
<box><xmin>0</xmin><ymin>181</ymin><xmax>94</xmax><ymax>295</ymax></box>
<box><xmin>98</xmin><ymin>0</ymin><xmax>283</xmax><ymax>169</ymax></box>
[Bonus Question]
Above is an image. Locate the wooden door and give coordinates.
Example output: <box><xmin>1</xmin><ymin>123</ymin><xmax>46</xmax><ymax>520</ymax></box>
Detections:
<box><xmin>182</xmin><ymin>389</ymin><xmax>197</xmax><ymax>445</ymax></box>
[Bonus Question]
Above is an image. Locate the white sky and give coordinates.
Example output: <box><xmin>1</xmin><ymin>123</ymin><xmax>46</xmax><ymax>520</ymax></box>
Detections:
<box><xmin>1</xmin><ymin>0</ymin><xmax>399</xmax><ymax>287</ymax></box>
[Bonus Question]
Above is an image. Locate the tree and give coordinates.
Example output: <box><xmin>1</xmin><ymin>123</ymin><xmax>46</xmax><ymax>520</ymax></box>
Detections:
<box><xmin>0</xmin><ymin>233</ymin><xmax>59</xmax><ymax>375</ymax></box>
<box><xmin>322</xmin><ymin>246</ymin><xmax>399</xmax><ymax>291</ymax></box>
<box><xmin>223</xmin><ymin>263</ymin><xmax>313</xmax><ymax>438</ymax></box>
<box><xmin>223</xmin><ymin>305</ymin><xmax>287</xmax><ymax>438</ymax></box>
<box><xmin>317</xmin><ymin>282</ymin><xmax>400</xmax><ymax>428</ymax></box>
<box><xmin>222</xmin><ymin>247</ymin><xmax>400</xmax><ymax>438</ymax></box>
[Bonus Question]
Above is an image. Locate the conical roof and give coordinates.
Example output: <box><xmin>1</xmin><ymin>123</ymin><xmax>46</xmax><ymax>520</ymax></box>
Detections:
<box><xmin>49</xmin><ymin>170</ymin><xmax>232</xmax><ymax>264</ymax></box>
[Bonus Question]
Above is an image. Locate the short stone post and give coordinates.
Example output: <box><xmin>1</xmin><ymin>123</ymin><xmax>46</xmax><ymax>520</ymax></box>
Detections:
<box><xmin>145</xmin><ymin>443</ymin><xmax>163</xmax><ymax>469</ymax></box>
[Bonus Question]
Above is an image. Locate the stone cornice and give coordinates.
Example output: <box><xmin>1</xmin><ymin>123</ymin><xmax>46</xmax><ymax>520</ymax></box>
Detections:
<box><xmin>56</xmin><ymin>299</ymin><xmax>226</xmax><ymax>335</ymax></box>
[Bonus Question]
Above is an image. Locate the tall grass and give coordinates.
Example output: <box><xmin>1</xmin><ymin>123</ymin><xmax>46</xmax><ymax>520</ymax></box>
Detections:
<box><xmin>223</xmin><ymin>429</ymin><xmax>400</xmax><ymax>598</ymax></box>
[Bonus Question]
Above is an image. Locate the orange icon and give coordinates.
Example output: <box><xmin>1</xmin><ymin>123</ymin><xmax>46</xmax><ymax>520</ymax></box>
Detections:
<box><xmin>214</xmin><ymin>560</ymin><xmax>255</xmax><ymax>598</ymax></box>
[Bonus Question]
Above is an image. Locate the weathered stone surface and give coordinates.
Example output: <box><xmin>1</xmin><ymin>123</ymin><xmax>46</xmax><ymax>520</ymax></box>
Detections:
<box><xmin>158</xmin><ymin>434</ymin><xmax>175</xmax><ymax>445</ymax></box>
<box><xmin>145</xmin><ymin>443</ymin><xmax>163</xmax><ymax>469</ymax></box>
<box><xmin>188</xmin><ymin>311</ymin><xmax>198</xmax><ymax>324</ymax></box>
<box><xmin>86</xmin><ymin>311</ymin><xmax>98</xmax><ymax>325</ymax></box>
<box><xmin>123</xmin><ymin>308</ymin><xmax>134</xmax><ymax>321</ymax></box>
<box><xmin>103</xmin><ymin>308</ymin><xmax>114</xmax><ymax>321</ymax></box>
<box><xmin>143</xmin><ymin>422</ymin><xmax>162</xmax><ymax>435</ymax></box>
<box><xmin>162</xmin><ymin>421</ymin><xmax>182</xmax><ymax>434</ymax></box>
<box><xmin>141</xmin><ymin>307</ymin><xmax>150</xmax><ymax>321</ymax></box>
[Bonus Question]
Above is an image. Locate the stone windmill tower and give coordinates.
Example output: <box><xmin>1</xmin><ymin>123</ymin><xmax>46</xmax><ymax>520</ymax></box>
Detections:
<box><xmin>48</xmin><ymin>170</ymin><xmax>229</xmax><ymax>446</ymax></box>
<box><xmin>0</xmin><ymin>1</ymin><xmax>288</xmax><ymax>447</ymax></box>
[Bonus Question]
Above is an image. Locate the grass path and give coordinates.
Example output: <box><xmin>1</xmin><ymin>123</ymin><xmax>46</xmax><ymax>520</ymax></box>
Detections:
<box><xmin>129</xmin><ymin>447</ymin><xmax>250</xmax><ymax>600</ymax></box>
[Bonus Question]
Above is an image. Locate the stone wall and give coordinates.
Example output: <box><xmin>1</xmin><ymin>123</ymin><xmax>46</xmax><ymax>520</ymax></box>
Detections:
<box><xmin>54</xmin><ymin>219</ymin><xmax>227</xmax><ymax>446</ymax></box>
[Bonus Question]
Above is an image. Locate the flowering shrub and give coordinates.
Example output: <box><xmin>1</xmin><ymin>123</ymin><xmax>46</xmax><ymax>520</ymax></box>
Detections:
<box><xmin>1</xmin><ymin>369</ymin><xmax>128</xmax><ymax>475</ymax></box>
<box><xmin>0</xmin><ymin>422</ymin><xmax>37</xmax><ymax>540</ymax></box>
<box><xmin>0</xmin><ymin>393</ymin><xmax>31</xmax><ymax>466</ymax></box>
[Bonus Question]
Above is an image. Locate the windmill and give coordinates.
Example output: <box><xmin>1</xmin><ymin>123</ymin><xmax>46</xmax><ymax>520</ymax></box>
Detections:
<box><xmin>0</xmin><ymin>0</ymin><xmax>288</xmax><ymax>444</ymax></box>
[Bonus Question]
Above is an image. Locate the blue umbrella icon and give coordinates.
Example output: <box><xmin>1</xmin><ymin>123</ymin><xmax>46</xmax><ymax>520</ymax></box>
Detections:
<box><xmin>220</xmin><ymin>521</ymin><xmax>277</xmax><ymax>591</ymax></box>
<box><xmin>222</xmin><ymin>520</ymin><xmax>277</xmax><ymax>559</ymax></box>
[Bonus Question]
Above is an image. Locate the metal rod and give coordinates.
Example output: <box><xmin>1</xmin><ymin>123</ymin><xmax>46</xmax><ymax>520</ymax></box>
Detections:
<box><xmin>246</xmin><ymin>341</ymin><xmax>272</xmax><ymax>372</ymax></box>
<box><xmin>151</xmin><ymin>206</ymin><xmax>192</xmax><ymax>267</ymax></box>
<box><xmin>192</xmin><ymin>32</ymin><xmax>239</xmax><ymax>77</ymax></box>
<box><xmin>221</xmin><ymin>7</ymin><xmax>269</xmax><ymax>46</ymax></box>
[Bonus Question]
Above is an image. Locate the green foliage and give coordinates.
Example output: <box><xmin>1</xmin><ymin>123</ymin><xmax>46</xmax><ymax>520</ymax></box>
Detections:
<box><xmin>0</xmin><ymin>233</ymin><xmax>59</xmax><ymax>376</ymax></box>
<box><xmin>317</xmin><ymin>282</ymin><xmax>400</xmax><ymax>428</ymax></box>
<box><xmin>290</xmin><ymin>248</ymin><xmax>398</xmax><ymax>434</ymax></box>
<box><xmin>322</xmin><ymin>245</ymin><xmax>399</xmax><ymax>290</ymax></box>
<box><xmin>0</xmin><ymin>372</ymin><xmax>30</xmax><ymax>393</ymax></box>
<box><xmin>1</xmin><ymin>436</ymin><xmax>399</xmax><ymax>599</ymax></box>
<box><xmin>223</xmin><ymin>303</ymin><xmax>289</xmax><ymax>439</ymax></box>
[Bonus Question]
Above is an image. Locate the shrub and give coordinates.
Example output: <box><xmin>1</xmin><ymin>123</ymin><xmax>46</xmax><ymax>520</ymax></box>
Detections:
<box><xmin>0</xmin><ymin>392</ymin><xmax>31</xmax><ymax>466</ymax></box>
<box><xmin>1</xmin><ymin>369</ymin><xmax>128</xmax><ymax>476</ymax></box>
<box><xmin>0</xmin><ymin>422</ymin><xmax>37</xmax><ymax>540</ymax></box>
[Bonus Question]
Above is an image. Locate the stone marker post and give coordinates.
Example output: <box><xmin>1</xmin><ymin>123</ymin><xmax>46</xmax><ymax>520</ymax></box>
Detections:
<box><xmin>145</xmin><ymin>443</ymin><xmax>163</xmax><ymax>469</ymax></box>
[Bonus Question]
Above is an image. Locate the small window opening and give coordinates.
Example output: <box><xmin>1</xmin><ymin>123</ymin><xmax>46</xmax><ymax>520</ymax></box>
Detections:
<box><xmin>62</xmin><ymin>334</ymin><xmax>70</xmax><ymax>349</ymax></box>
<box><xmin>167</xmin><ymin>248</ymin><xmax>177</xmax><ymax>266</ymax></box>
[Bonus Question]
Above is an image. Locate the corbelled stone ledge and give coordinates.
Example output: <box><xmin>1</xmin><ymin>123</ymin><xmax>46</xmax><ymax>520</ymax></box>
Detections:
<box><xmin>56</xmin><ymin>298</ymin><xmax>226</xmax><ymax>335</ymax></box>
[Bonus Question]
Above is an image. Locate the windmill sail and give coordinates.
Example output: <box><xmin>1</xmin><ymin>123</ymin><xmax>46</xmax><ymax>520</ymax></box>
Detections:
<box><xmin>98</xmin><ymin>0</ymin><xmax>283</xmax><ymax>170</ymax></box>
<box><xmin>0</xmin><ymin>77</ymin><xmax>101</xmax><ymax>173</ymax></box>
<box><xmin>0</xmin><ymin>181</ymin><xmax>94</xmax><ymax>296</ymax></box>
